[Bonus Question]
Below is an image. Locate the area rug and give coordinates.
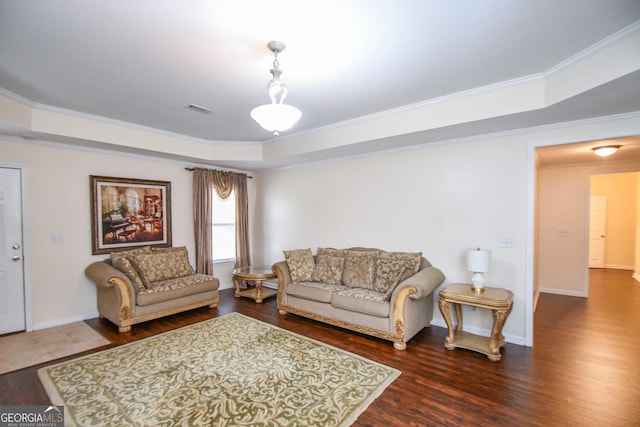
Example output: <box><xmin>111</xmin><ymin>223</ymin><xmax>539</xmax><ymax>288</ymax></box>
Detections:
<box><xmin>38</xmin><ymin>312</ymin><xmax>400</xmax><ymax>426</ymax></box>
<box><xmin>0</xmin><ymin>321</ymin><xmax>110</xmax><ymax>374</ymax></box>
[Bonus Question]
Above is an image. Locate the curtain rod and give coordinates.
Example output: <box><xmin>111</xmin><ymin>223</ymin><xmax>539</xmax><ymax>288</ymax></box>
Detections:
<box><xmin>184</xmin><ymin>167</ymin><xmax>252</xmax><ymax>178</ymax></box>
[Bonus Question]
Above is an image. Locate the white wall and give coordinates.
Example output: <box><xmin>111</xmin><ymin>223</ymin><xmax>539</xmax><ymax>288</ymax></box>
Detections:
<box><xmin>1</xmin><ymin>138</ymin><xmax>199</xmax><ymax>329</ymax></box>
<box><xmin>254</xmin><ymin>114</ymin><xmax>640</xmax><ymax>346</ymax></box>
<box><xmin>254</xmin><ymin>135</ymin><xmax>529</xmax><ymax>343</ymax></box>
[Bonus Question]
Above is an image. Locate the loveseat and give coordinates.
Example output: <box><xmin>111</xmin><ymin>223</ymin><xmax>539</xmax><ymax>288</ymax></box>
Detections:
<box><xmin>85</xmin><ymin>246</ymin><xmax>219</xmax><ymax>333</ymax></box>
<box><xmin>273</xmin><ymin>247</ymin><xmax>445</xmax><ymax>350</ymax></box>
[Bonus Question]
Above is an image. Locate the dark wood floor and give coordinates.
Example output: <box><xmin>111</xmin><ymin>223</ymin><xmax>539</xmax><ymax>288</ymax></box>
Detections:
<box><xmin>2</xmin><ymin>269</ymin><xmax>638</xmax><ymax>426</ymax></box>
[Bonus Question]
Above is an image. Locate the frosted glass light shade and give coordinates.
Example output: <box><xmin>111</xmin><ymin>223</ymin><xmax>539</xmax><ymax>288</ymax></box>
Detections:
<box><xmin>592</xmin><ymin>145</ymin><xmax>620</xmax><ymax>157</ymax></box>
<box><xmin>467</xmin><ymin>248</ymin><xmax>491</xmax><ymax>290</ymax></box>
<box><xmin>250</xmin><ymin>104</ymin><xmax>302</xmax><ymax>136</ymax></box>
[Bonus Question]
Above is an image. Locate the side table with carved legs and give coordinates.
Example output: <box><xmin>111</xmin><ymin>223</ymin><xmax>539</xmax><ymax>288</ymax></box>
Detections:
<box><xmin>438</xmin><ymin>283</ymin><xmax>513</xmax><ymax>362</ymax></box>
<box><xmin>232</xmin><ymin>266</ymin><xmax>277</xmax><ymax>303</ymax></box>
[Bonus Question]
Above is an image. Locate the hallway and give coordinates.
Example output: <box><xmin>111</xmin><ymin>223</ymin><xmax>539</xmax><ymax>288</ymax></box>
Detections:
<box><xmin>534</xmin><ymin>268</ymin><xmax>640</xmax><ymax>424</ymax></box>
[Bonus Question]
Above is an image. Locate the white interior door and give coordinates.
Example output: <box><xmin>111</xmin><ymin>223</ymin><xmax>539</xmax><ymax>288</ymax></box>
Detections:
<box><xmin>589</xmin><ymin>195</ymin><xmax>606</xmax><ymax>268</ymax></box>
<box><xmin>0</xmin><ymin>167</ymin><xmax>26</xmax><ymax>334</ymax></box>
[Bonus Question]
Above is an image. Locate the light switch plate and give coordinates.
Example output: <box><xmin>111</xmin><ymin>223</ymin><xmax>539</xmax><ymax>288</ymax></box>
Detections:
<box><xmin>497</xmin><ymin>237</ymin><xmax>516</xmax><ymax>248</ymax></box>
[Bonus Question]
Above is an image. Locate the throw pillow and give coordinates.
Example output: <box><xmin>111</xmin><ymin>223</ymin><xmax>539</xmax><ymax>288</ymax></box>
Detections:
<box><xmin>342</xmin><ymin>250</ymin><xmax>380</xmax><ymax>289</ymax></box>
<box><xmin>110</xmin><ymin>246</ymin><xmax>151</xmax><ymax>292</ymax></box>
<box><xmin>110</xmin><ymin>246</ymin><xmax>151</xmax><ymax>263</ymax></box>
<box><xmin>112</xmin><ymin>256</ymin><xmax>146</xmax><ymax>292</ymax></box>
<box><xmin>374</xmin><ymin>251</ymin><xmax>422</xmax><ymax>293</ymax></box>
<box><xmin>383</xmin><ymin>267</ymin><xmax>416</xmax><ymax>301</ymax></box>
<box><xmin>316</xmin><ymin>247</ymin><xmax>345</xmax><ymax>258</ymax></box>
<box><xmin>283</xmin><ymin>248</ymin><xmax>315</xmax><ymax>282</ymax></box>
<box><xmin>129</xmin><ymin>250</ymin><xmax>194</xmax><ymax>288</ymax></box>
<box><xmin>373</xmin><ymin>251</ymin><xmax>422</xmax><ymax>300</ymax></box>
<box><xmin>311</xmin><ymin>254</ymin><xmax>345</xmax><ymax>285</ymax></box>
<box><xmin>151</xmin><ymin>245</ymin><xmax>187</xmax><ymax>253</ymax></box>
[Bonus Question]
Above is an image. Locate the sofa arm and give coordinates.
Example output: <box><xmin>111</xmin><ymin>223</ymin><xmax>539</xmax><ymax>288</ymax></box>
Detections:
<box><xmin>85</xmin><ymin>261</ymin><xmax>136</xmax><ymax>321</ymax></box>
<box><xmin>395</xmin><ymin>266</ymin><xmax>445</xmax><ymax>300</ymax></box>
<box><xmin>272</xmin><ymin>260</ymin><xmax>292</xmax><ymax>288</ymax></box>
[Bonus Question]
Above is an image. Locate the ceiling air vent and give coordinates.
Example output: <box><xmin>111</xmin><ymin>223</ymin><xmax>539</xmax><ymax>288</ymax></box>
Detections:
<box><xmin>187</xmin><ymin>104</ymin><xmax>213</xmax><ymax>115</ymax></box>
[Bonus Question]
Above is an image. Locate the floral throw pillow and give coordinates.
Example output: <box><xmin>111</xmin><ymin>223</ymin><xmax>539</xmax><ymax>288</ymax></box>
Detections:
<box><xmin>110</xmin><ymin>246</ymin><xmax>151</xmax><ymax>292</ymax></box>
<box><xmin>311</xmin><ymin>254</ymin><xmax>345</xmax><ymax>285</ymax></box>
<box><xmin>342</xmin><ymin>250</ymin><xmax>380</xmax><ymax>289</ymax></box>
<box><xmin>374</xmin><ymin>251</ymin><xmax>422</xmax><ymax>297</ymax></box>
<box><xmin>112</xmin><ymin>256</ymin><xmax>146</xmax><ymax>292</ymax></box>
<box><xmin>284</xmin><ymin>248</ymin><xmax>315</xmax><ymax>282</ymax></box>
<box><xmin>316</xmin><ymin>247</ymin><xmax>345</xmax><ymax>257</ymax></box>
<box><xmin>383</xmin><ymin>267</ymin><xmax>416</xmax><ymax>301</ymax></box>
<box><xmin>129</xmin><ymin>251</ymin><xmax>194</xmax><ymax>288</ymax></box>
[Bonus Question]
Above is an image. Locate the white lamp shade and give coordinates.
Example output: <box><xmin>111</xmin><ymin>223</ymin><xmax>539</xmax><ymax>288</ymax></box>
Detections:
<box><xmin>250</xmin><ymin>104</ymin><xmax>302</xmax><ymax>134</ymax></box>
<box><xmin>467</xmin><ymin>248</ymin><xmax>491</xmax><ymax>273</ymax></box>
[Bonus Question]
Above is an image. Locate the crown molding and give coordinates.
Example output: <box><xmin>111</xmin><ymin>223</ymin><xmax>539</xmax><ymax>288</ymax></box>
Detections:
<box><xmin>544</xmin><ymin>19</ymin><xmax>640</xmax><ymax>77</ymax></box>
<box><xmin>0</xmin><ymin>87</ymin><xmax>261</xmax><ymax>146</ymax></box>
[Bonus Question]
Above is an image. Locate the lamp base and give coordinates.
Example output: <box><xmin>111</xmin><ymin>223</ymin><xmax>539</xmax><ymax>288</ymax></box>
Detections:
<box><xmin>471</xmin><ymin>272</ymin><xmax>485</xmax><ymax>293</ymax></box>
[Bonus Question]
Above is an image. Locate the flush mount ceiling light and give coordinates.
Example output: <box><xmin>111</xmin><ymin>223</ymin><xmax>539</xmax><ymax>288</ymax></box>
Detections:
<box><xmin>250</xmin><ymin>41</ymin><xmax>302</xmax><ymax>136</ymax></box>
<box><xmin>592</xmin><ymin>145</ymin><xmax>621</xmax><ymax>157</ymax></box>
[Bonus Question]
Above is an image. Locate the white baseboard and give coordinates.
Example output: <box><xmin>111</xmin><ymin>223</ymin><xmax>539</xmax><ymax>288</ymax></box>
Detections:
<box><xmin>263</xmin><ymin>281</ymin><xmax>278</xmax><ymax>289</ymax></box>
<box><xmin>29</xmin><ymin>281</ymin><xmax>271</xmax><ymax>331</ymax></box>
<box><xmin>539</xmin><ymin>288</ymin><xmax>586</xmax><ymax>297</ymax></box>
<box><xmin>602</xmin><ymin>264</ymin><xmax>634</xmax><ymax>270</ymax></box>
<box><xmin>633</xmin><ymin>273</ymin><xmax>640</xmax><ymax>283</ymax></box>
<box><xmin>31</xmin><ymin>311</ymin><xmax>100</xmax><ymax>331</ymax></box>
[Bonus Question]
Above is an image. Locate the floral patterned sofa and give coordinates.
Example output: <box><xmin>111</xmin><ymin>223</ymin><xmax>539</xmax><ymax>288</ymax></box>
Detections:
<box><xmin>86</xmin><ymin>246</ymin><xmax>219</xmax><ymax>332</ymax></box>
<box><xmin>273</xmin><ymin>247</ymin><xmax>445</xmax><ymax>350</ymax></box>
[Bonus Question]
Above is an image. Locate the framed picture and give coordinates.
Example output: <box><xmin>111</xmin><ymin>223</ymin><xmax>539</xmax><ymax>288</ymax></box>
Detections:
<box><xmin>90</xmin><ymin>176</ymin><xmax>172</xmax><ymax>254</ymax></box>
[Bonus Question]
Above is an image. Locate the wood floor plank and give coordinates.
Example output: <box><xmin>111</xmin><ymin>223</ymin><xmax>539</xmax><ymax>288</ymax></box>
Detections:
<box><xmin>1</xmin><ymin>268</ymin><xmax>638</xmax><ymax>425</ymax></box>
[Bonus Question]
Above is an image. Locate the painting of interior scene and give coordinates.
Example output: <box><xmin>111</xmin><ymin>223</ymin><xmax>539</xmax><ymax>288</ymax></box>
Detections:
<box><xmin>100</xmin><ymin>184</ymin><xmax>166</xmax><ymax>245</ymax></box>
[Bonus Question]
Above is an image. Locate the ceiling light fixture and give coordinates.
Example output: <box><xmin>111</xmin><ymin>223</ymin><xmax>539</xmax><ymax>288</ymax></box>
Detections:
<box><xmin>250</xmin><ymin>41</ymin><xmax>302</xmax><ymax>136</ymax></box>
<box><xmin>591</xmin><ymin>145</ymin><xmax>621</xmax><ymax>157</ymax></box>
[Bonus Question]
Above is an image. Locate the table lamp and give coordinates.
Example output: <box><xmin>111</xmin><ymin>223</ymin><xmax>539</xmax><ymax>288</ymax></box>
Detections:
<box><xmin>467</xmin><ymin>248</ymin><xmax>491</xmax><ymax>292</ymax></box>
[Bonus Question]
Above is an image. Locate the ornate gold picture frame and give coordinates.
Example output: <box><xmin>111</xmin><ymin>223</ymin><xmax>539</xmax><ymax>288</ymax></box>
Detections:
<box><xmin>90</xmin><ymin>175</ymin><xmax>172</xmax><ymax>254</ymax></box>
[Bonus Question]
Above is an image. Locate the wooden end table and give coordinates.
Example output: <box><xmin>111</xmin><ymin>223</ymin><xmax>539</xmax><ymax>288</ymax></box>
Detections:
<box><xmin>232</xmin><ymin>266</ymin><xmax>277</xmax><ymax>303</ymax></box>
<box><xmin>438</xmin><ymin>283</ymin><xmax>513</xmax><ymax>362</ymax></box>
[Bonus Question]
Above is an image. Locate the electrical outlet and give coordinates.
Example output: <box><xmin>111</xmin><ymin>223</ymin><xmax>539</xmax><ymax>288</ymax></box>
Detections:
<box><xmin>497</xmin><ymin>237</ymin><xmax>516</xmax><ymax>248</ymax></box>
<box><xmin>50</xmin><ymin>233</ymin><xmax>64</xmax><ymax>245</ymax></box>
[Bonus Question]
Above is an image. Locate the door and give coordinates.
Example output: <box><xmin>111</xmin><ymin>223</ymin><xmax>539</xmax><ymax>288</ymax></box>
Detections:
<box><xmin>0</xmin><ymin>167</ymin><xmax>26</xmax><ymax>334</ymax></box>
<box><xmin>589</xmin><ymin>195</ymin><xmax>606</xmax><ymax>268</ymax></box>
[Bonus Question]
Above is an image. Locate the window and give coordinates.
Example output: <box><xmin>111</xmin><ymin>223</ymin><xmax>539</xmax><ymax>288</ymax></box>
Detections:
<box><xmin>212</xmin><ymin>190</ymin><xmax>236</xmax><ymax>262</ymax></box>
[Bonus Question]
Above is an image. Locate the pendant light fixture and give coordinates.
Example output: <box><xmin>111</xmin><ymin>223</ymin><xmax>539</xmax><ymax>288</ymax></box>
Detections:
<box><xmin>250</xmin><ymin>41</ymin><xmax>302</xmax><ymax>136</ymax></box>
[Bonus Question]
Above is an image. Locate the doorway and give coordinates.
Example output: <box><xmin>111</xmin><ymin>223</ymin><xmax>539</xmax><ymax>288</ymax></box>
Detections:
<box><xmin>531</xmin><ymin>136</ymin><xmax>640</xmax><ymax>347</ymax></box>
<box><xmin>589</xmin><ymin>172</ymin><xmax>638</xmax><ymax>272</ymax></box>
<box><xmin>589</xmin><ymin>195</ymin><xmax>606</xmax><ymax>268</ymax></box>
<box><xmin>0</xmin><ymin>166</ymin><xmax>26</xmax><ymax>335</ymax></box>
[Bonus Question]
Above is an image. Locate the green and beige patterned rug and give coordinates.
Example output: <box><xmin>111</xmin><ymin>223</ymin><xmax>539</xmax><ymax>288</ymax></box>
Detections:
<box><xmin>38</xmin><ymin>312</ymin><xmax>399</xmax><ymax>426</ymax></box>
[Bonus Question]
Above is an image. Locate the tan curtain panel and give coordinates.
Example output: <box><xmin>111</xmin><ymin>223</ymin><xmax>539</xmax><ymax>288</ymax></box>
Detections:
<box><xmin>192</xmin><ymin>168</ymin><xmax>214</xmax><ymax>275</ymax></box>
<box><xmin>192</xmin><ymin>167</ymin><xmax>251</xmax><ymax>275</ymax></box>
<box><xmin>233</xmin><ymin>173</ymin><xmax>251</xmax><ymax>269</ymax></box>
